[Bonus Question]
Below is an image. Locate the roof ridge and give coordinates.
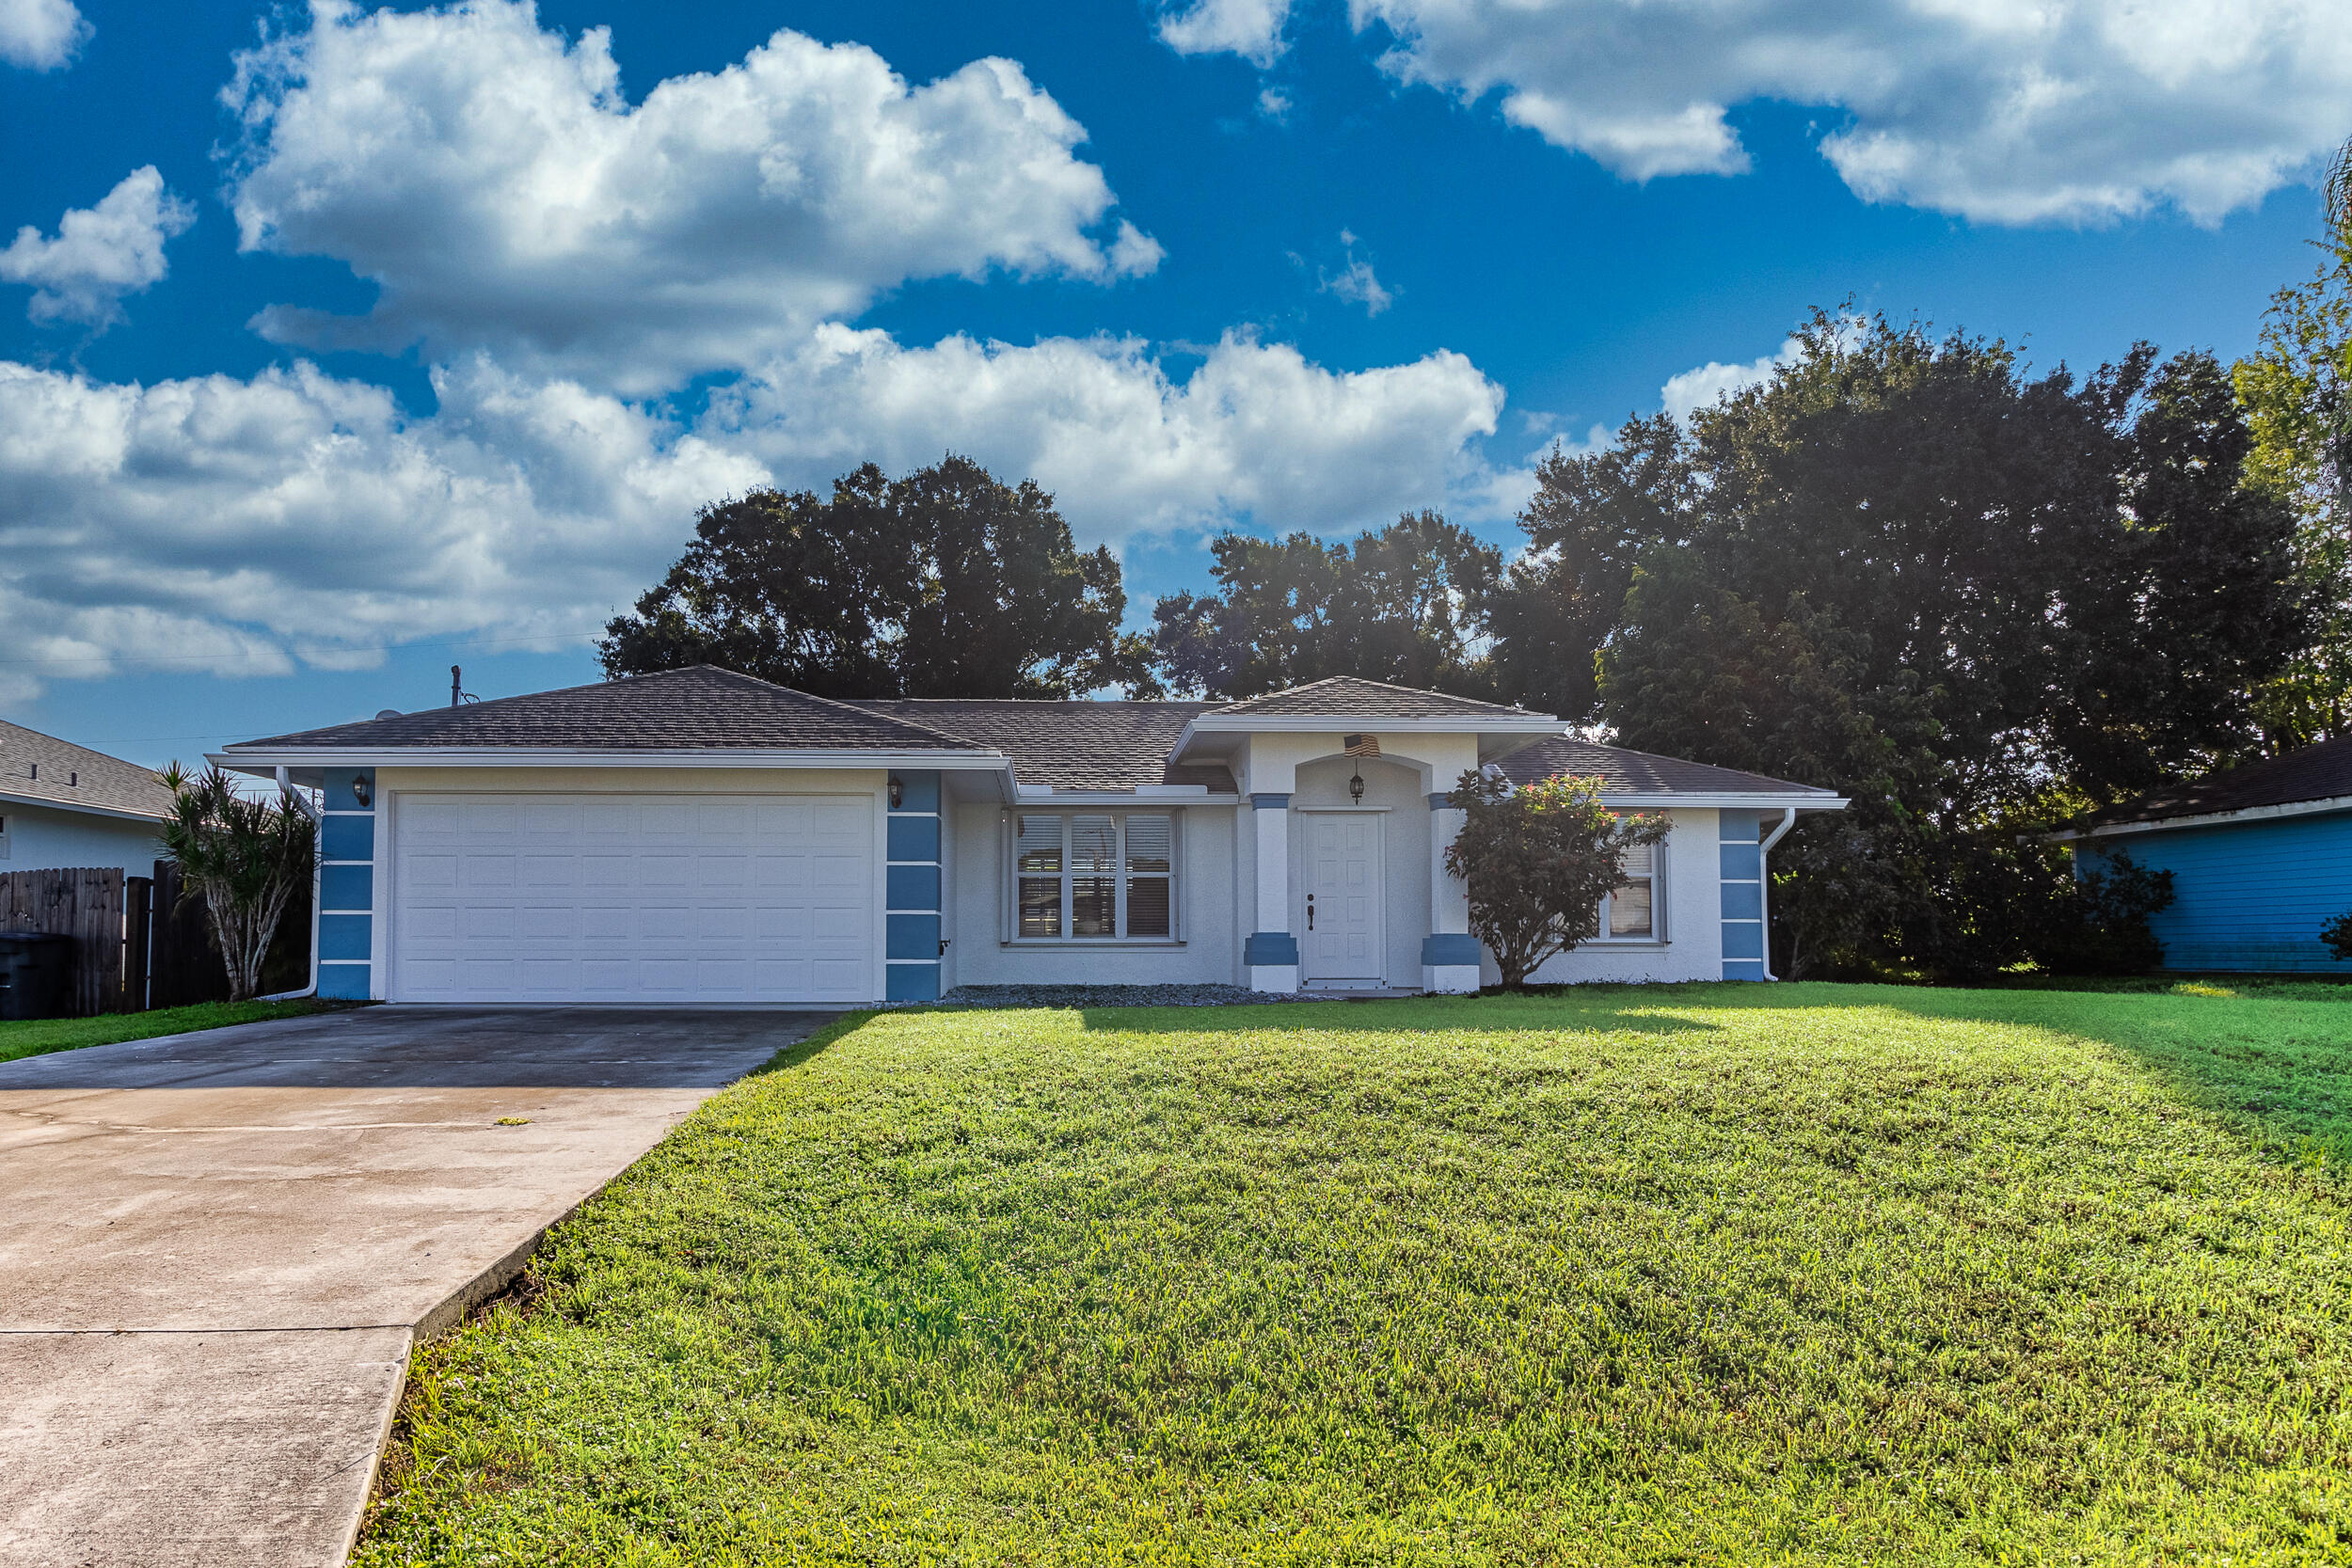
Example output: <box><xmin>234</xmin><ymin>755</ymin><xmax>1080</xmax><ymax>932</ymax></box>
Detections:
<box><xmin>1212</xmin><ymin>673</ymin><xmax>1534</xmax><ymax>715</ymax></box>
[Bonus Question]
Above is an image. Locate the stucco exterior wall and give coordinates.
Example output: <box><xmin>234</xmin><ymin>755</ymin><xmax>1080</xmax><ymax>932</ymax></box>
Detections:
<box><xmin>0</xmin><ymin>800</ymin><xmax>163</xmax><ymax>879</ymax></box>
<box><xmin>946</xmin><ymin>800</ymin><xmax>1239</xmax><ymax>987</ymax></box>
<box><xmin>1498</xmin><ymin>807</ymin><xmax>1726</xmax><ymax>985</ymax></box>
<box><xmin>2086</xmin><ymin>812</ymin><xmax>2352</xmax><ymax>973</ymax></box>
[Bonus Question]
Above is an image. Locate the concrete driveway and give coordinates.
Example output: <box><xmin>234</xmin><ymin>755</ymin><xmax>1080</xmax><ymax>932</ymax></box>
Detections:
<box><xmin>0</xmin><ymin>1006</ymin><xmax>829</xmax><ymax>1568</ymax></box>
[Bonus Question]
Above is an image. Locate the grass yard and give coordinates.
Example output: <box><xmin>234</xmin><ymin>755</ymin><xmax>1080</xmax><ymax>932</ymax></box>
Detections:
<box><xmin>358</xmin><ymin>985</ymin><xmax>2352</xmax><ymax>1565</ymax></box>
<box><xmin>0</xmin><ymin>997</ymin><xmax>336</xmax><ymax>1064</ymax></box>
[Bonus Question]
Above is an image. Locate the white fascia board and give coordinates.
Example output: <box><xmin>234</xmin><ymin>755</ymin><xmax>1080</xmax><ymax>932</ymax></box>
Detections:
<box><xmin>2047</xmin><ymin>793</ymin><xmax>2352</xmax><ymax>842</ymax></box>
<box><xmin>1168</xmin><ymin>712</ymin><xmax>1563</xmax><ymax>762</ymax></box>
<box><xmin>1012</xmin><ymin>789</ymin><xmax>1238</xmax><ymax>806</ymax></box>
<box><xmin>210</xmin><ymin>747</ymin><xmax>1013</xmax><ymax>775</ymax></box>
<box><xmin>1596</xmin><ymin>792</ymin><xmax>1849</xmax><ymax>812</ymax></box>
<box><xmin>0</xmin><ymin>789</ymin><xmax>167</xmax><ymax>825</ymax></box>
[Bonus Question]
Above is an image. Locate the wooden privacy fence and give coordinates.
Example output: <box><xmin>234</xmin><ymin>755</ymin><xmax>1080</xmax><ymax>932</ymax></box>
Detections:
<box><xmin>0</xmin><ymin>868</ymin><xmax>150</xmax><ymax>1017</ymax></box>
<box><xmin>2</xmin><ymin>863</ymin><xmax>313</xmax><ymax>1017</ymax></box>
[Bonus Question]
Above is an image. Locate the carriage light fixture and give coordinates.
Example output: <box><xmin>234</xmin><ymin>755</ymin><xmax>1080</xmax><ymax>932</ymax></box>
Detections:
<box><xmin>887</xmin><ymin>774</ymin><xmax>904</xmax><ymax>809</ymax></box>
<box><xmin>351</xmin><ymin>775</ymin><xmax>372</xmax><ymax>808</ymax></box>
<box><xmin>1349</xmin><ymin>768</ymin><xmax>1365</xmax><ymax>804</ymax></box>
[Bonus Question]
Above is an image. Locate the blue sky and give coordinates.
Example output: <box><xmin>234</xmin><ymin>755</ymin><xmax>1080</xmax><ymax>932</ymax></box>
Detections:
<box><xmin>1</xmin><ymin>0</ymin><xmax>2344</xmax><ymax>768</ymax></box>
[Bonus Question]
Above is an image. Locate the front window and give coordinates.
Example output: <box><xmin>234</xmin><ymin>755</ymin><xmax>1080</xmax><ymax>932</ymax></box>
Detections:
<box><xmin>1597</xmin><ymin>835</ymin><xmax>1661</xmax><ymax>941</ymax></box>
<box><xmin>1014</xmin><ymin>813</ymin><xmax>1175</xmax><ymax>939</ymax></box>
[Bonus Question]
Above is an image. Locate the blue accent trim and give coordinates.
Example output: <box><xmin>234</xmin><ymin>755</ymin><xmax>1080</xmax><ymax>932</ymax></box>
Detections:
<box><xmin>1719</xmin><ymin>843</ymin><xmax>1761</xmax><ymax>880</ymax></box>
<box><xmin>1249</xmin><ymin>793</ymin><xmax>1292</xmax><ymax>810</ymax></box>
<box><xmin>317</xmin><ymin>913</ymin><xmax>372</xmax><ymax>962</ymax></box>
<box><xmin>1721</xmin><ymin>880</ymin><xmax>1763</xmax><ymax>920</ymax></box>
<box><xmin>886</xmin><ymin>962</ymin><xmax>940</xmax><ymax>1002</ymax></box>
<box><xmin>1244</xmin><ymin>931</ymin><xmax>1299</xmax><ymax>965</ymax></box>
<box><xmin>319</xmin><ymin>863</ymin><xmax>373</xmax><ymax>911</ymax></box>
<box><xmin>1722</xmin><ymin>958</ymin><xmax>1769</xmax><ymax>982</ymax></box>
<box><xmin>1421</xmin><ymin>933</ymin><xmax>1482</xmax><ymax>966</ymax></box>
<box><xmin>888</xmin><ymin>913</ymin><xmax>941</xmax><ymax>959</ymax></box>
<box><xmin>886</xmin><ymin>863</ymin><xmax>940</xmax><ymax>911</ymax></box>
<box><xmin>321</xmin><ymin>815</ymin><xmax>375</xmax><ymax>861</ymax></box>
<box><xmin>323</xmin><ymin>768</ymin><xmax>375</xmax><ymax>812</ymax></box>
<box><xmin>889</xmin><ymin>770</ymin><xmax>940</xmax><ymax>813</ymax></box>
<box><xmin>1722</xmin><ymin>921</ymin><xmax>1765</xmax><ymax>960</ymax></box>
<box><xmin>1718</xmin><ymin>808</ymin><xmax>1760</xmax><ymax>843</ymax></box>
<box><xmin>886</xmin><ymin>815</ymin><xmax>940</xmax><ymax>861</ymax></box>
<box><xmin>1426</xmin><ymin>792</ymin><xmax>1454</xmax><ymax>811</ymax></box>
<box><xmin>317</xmin><ymin>962</ymin><xmax>372</xmax><ymax>1000</ymax></box>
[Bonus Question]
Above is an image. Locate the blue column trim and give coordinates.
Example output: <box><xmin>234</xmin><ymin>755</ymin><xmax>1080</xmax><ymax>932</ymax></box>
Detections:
<box><xmin>1426</xmin><ymin>792</ymin><xmax>1455</xmax><ymax>810</ymax></box>
<box><xmin>1421</xmin><ymin>933</ymin><xmax>1481</xmax><ymax>965</ymax></box>
<box><xmin>1245</xmin><ymin>931</ymin><xmax>1299</xmax><ymax>965</ymax></box>
<box><xmin>1250</xmin><ymin>793</ymin><xmax>1292</xmax><ymax>810</ymax></box>
<box><xmin>1719</xmin><ymin>808</ymin><xmax>1765</xmax><ymax>982</ymax></box>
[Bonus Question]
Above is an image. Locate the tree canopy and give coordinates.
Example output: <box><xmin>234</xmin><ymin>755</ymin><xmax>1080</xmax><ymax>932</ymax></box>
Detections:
<box><xmin>1491</xmin><ymin>311</ymin><xmax>2300</xmax><ymax>977</ymax></box>
<box><xmin>599</xmin><ymin>456</ymin><xmax>1157</xmax><ymax>699</ymax></box>
<box><xmin>1151</xmin><ymin>510</ymin><xmax>1501</xmax><ymax>699</ymax></box>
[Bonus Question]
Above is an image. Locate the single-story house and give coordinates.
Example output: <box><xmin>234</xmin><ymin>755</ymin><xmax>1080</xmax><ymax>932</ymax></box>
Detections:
<box><xmin>213</xmin><ymin>667</ymin><xmax>1846</xmax><ymax>1005</ymax></box>
<box><xmin>0</xmin><ymin>720</ymin><xmax>171</xmax><ymax>879</ymax></box>
<box><xmin>2056</xmin><ymin>733</ymin><xmax>2352</xmax><ymax>973</ymax></box>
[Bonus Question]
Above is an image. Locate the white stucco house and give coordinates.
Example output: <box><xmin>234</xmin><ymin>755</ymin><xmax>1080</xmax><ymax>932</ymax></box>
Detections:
<box><xmin>0</xmin><ymin>721</ymin><xmax>170</xmax><ymax>879</ymax></box>
<box><xmin>213</xmin><ymin>667</ymin><xmax>1845</xmax><ymax>1004</ymax></box>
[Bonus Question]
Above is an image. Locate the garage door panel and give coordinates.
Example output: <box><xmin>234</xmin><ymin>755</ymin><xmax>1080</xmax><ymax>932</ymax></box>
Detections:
<box><xmin>393</xmin><ymin>793</ymin><xmax>875</xmax><ymax>1003</ymax></box>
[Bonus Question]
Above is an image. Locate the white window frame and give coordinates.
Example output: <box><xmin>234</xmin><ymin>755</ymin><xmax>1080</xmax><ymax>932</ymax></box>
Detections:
<box><xmin>1002</xmin><ymin>810</ymin><xmax>1183</xmax><ymax>943</ymax></box>
<box><xmin>1593</xmin><ymin>825</ymin><xmax>1668</xmax><ymax>943</ymax></box>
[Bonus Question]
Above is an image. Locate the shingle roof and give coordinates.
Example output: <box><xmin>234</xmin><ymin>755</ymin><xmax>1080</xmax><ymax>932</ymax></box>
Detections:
<box><xmin>1208</xmin><ymin>676</ymin><xmax>1540</xmax><ymax>720</ymax></box>
<box><xmin>0</xmin><ymin>721</ymin><xmax>174</xmax><ymax>820</ymax></box>
<box><xmin>2090</xmin><ymin>735</ymin><xmax>2352</xmax><ymax>828</ymax></box>
<box><xmin>849</xmin><ymin>700</ymin><xmax>1234</xmax><ymax>792</ymax></box>
<box><xmin>228</xmin><ymin>667</ymin><xmax>991</xmax><ymax>753</ymax></box>
<box><xmin>1496</xmin><ymin>736</ymin><xmax>1837</xmax><ymax>798</ymax></box>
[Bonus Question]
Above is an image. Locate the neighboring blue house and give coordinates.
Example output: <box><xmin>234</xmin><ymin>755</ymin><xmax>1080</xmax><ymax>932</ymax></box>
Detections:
<box><xmin>2058</xmin><ymin>736</ymin><xmax>2352</xmax><ymax>973</ymax></box>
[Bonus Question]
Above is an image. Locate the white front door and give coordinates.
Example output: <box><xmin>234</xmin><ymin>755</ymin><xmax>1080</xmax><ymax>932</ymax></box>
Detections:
<box><xmin>389</xmin><ymin>792</ymin><xmax>876</xmax><ymax>1004</ymax></box>
<box><xmin>1302</xmin><ymin>812</ymin><xmax>1384</xmax><ymax>983</ymax></box>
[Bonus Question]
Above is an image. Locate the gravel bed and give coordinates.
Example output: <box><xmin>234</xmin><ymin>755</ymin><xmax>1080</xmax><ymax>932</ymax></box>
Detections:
<box><xmin>914</xmin><ymin>983</ymin><xmax>1327</xmax><ymax>1009</ymax></box>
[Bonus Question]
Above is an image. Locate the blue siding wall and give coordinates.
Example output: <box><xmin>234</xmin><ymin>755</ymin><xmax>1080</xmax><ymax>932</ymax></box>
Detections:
<box><xmin>317</xmin><ymin>768</ymin><xmax>374</xmax><ymax>1000</ymax></box>
<box><xmin>885</xmin><ymin>771</ymin><xmax>941</xmax><ymax>1002</ymax></box>
<box><xmin>1719</xmin><ymin>809</ymin><xmax>1767</xmax><ymax>980</ymax></box>
<box><xmin>2086</xmin><ymin>811</ymin><xmax>2352</xmax><ymax>973</ymax></box>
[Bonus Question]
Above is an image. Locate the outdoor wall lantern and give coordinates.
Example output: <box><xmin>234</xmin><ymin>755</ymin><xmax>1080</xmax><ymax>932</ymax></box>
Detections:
<box><xmin>351</xmin><ymin>775</ymin><xmax>373</xmax><ymax>808</ymax></box>
<box><xmin>1349</xmin><ymin>768</ymin><xmax>1365</xmax><ymax>804</ymax></box>
<box><xmin>887</xmin><ymin>774</ymin><xmax>905</xmax><ymax>810</ymax></box>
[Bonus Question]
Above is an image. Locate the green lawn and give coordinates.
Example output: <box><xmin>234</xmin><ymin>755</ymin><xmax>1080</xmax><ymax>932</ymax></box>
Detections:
<box><xmin>0</xmin><ymin>997</ymin><xmax>336</xmax><ymax>1064</ymax></box>
<box><xmin>358</xmin><ymin>985</ymin><xmax>2352</xmax><ymax>1565</ymax></box>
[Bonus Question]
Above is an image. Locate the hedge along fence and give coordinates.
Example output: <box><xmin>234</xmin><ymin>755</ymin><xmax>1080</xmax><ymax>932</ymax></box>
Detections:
<box><xmin>0</xmin><ymin>868</ymin><xmax>149</xmax><ymax>1017</ymax></box>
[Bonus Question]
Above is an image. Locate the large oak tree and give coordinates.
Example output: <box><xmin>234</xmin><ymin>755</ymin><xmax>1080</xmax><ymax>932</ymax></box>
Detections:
<box><xmin>600</xmin><ymin>457</ymin><xmax>1158</xmax><ymax>699</ymax></box>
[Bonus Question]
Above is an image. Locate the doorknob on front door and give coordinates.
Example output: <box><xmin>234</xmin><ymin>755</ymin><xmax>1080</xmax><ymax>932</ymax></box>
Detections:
<box><xmin>1307</xmin><ymin>893</ymin><xmax>1315</xmax><ymax>930</ymax></box>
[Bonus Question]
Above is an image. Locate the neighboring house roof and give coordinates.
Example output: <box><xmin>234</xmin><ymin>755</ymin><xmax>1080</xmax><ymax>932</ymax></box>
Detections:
<box><xmin>0</xmin><ymin>720</ymin><xmax>174</xmax><ymax>822</ymax></box>
<box><xmin>2079</xmin><ymin>734</ymin><xmax>2352</xmax><ymax>833</ymax></box>
<box><xmin>1209</xmin><ymin>675</ymin><xmax>1536</xmax><ymax>720</ymax></box>
<box><xmin>228</xmin><ymin>666</ymin><xmax>992</xmax><ymax>754</ymax></box>
<box><xmin>849</xmin><ymin>700</ymin><xmax>1234</xmax><ymax>792</ymax></box>
<box><xmin>1497</xmin><ymin>736</ymin><xmax>1838</xmax><ymax>800</ymax></box>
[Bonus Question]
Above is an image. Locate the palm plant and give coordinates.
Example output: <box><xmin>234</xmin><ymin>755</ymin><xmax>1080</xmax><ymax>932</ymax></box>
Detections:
<box><xmin>157</xmin><ymin>764</ymin><xmax>317</xmax><ymax>1001</ymax></box>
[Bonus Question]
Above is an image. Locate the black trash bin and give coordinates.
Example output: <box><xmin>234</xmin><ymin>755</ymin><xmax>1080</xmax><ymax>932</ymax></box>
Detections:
<box><xmin>0</xmin><ymin>931</ymin><xmax>74</xmax><ymax>1022</ymax></box>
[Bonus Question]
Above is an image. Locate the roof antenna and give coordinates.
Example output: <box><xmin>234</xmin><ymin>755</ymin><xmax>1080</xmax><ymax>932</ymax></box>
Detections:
<box><xmin>450</xmin><ymin>665</ymin><xmax>476</xmax><ymax>707</ymax></box>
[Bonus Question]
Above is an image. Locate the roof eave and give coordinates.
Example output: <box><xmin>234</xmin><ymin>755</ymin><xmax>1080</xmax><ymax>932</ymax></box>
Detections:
<box><xmin>1597</xmin><ymin>791</ymin><xmax>1848</xmax><ymax>811</ymax></box>
<box><xmin>212</xmin><ymin>745</ymin><xmax>1013</xmax><ymax>774</ymax></box>
<box><xmin>2047</xmin><ymin>791</ymin><xmax>2352</xmax><ymax>842</ymax></box>
<box><xmin>0</xmin><ymin>788</ymin><xmax>168</xmax><ymax>825</ymax></box>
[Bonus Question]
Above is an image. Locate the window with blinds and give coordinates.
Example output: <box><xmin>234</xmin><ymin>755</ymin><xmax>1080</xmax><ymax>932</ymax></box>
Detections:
<box><xmin>1012</xmin><ymin>813</ymin><xmax>1176</xmax><ymax>939</ymax></box>
<box><xmin>1597</xmin><ymin>831</ymin><xmax>1664</xmax><ymax>941</ymax></box>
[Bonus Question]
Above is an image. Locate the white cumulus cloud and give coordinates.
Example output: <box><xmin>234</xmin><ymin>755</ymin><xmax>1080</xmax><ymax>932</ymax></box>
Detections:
<box><xmin>1170</xmin><ymin>0</ymin><xmax>2352</xmax><ymax>224</ymax></box>
<box><xmin>223</xmin><ymin>0</ymin><xmax>1161</xmax><ymax>394</ymax></box>
<box><xmin>1158</xmin><ymin>0</ymin><xmax>1292</xmax><ymax>68</ymax></box>
<box><xmin>0</xmin><ymin>0</ymin><xmax>87</xmax><ymax>71</ymax></box>
<box><xmin>1659</xmin><ymin>337</ymin><xmax>1803</xmax><ymax>423</ymax></box>
<box><xmin>0</xmin><ymin>167</ymin><xmax>195</xmax><ymax>326</ymax></box>
<box><xmin>714</xmin><ymin>327</ymin><xmax>1505</xmax><ymax>538</ymax></box>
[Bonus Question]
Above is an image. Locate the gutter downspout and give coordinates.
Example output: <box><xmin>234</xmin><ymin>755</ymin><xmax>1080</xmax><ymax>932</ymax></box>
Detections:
<box><xmin>258</xmin><ymin>765</ymin><xmax>322</xmax><ymax>1003</ymax></box>
<box><xmin>1756</xmin><ymin>806</ymin><xmax>1798</xmax><ymax>982</ymax></box>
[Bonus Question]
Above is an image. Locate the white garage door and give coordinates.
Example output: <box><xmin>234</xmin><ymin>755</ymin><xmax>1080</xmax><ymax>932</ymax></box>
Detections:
<box><xmin>390</xmin><ymin>794</ymin><xmax>876</xmax><ymax>1004</ymax></box>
